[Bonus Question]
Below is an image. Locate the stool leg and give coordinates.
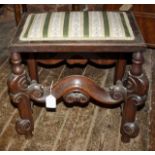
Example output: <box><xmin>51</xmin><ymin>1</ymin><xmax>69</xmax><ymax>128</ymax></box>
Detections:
<box><xmin>21</xmin><ymin>4</ymin><xmax>27</xmax><ymax>12</ymax></box>
<box><xmin>14</xmin><ymin>4</ymin><xmax>21</xmax><ymax>25</ymax></box>
<box><xmin>8</xmin><ymin>52</ymin><xmax>34</xmax><ymax>138</ymax></box>
<box><xmin>14</xmin><ymin>4</ymin><xmax>27</xmax><ymax>26</ymax></box>
<box><xmin>114</xmin><ymin>54</ymin><xmax>127</xmax><ymax>84</ymax></box>
<box><xmin>27</xmin><ymin>53</ymin><xmax>38</xmax><ymax>82</ymax></box>
<box><xmin>120</xmin><ymin>51</ymin><xmax>149</xmax><ymax>143</ymax></box>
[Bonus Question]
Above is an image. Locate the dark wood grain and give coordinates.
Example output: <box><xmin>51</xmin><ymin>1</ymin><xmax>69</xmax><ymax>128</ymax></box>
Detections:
<box><xmin>114</xmin><ymin>54</ymin><xmax>127</xmax><ymax>83</ymax></box>
<box><xmin>27</xmin><ymin>53</ymin><xmax>38</xmax><ymax>81</ymax></box>
<box><xmin>134</xmin><ymin>12</ymin><xmax>155</xmax><ymax>48</ymax></box>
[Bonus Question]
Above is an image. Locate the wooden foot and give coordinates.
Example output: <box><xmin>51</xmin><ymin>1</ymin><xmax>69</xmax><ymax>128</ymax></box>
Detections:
<box><xmin>121</xmin><ymin>51</ymin><xmax>149</xmax><ymax>143</ymax></box>
<box><xmin>7</xmin><ymin>52</ymin><xmax>34</xmax><ymax>137</ymax></box>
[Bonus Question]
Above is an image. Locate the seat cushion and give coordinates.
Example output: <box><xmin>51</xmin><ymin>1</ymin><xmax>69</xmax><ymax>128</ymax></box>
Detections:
<box><xmin>19</xmin><ymin>11</ymin><xmax>135</xmax><ymax>41</ymax></box>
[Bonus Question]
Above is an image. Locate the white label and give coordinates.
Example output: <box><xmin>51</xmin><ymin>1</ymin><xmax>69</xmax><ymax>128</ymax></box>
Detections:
<box><xmin>45</xmin><ymin>94</ymin><xmax>56</xmax><ymax>109</ymax></box>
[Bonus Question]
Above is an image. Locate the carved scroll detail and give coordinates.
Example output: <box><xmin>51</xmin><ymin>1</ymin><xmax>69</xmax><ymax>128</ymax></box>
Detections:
<box><xmin>63</xmin><ymin>90</ymin><xmax>90</xmax><ymax>105</ymax></box>
<box><xmin>126</xmin><ymin>71</ymin><xmax>149</xmax><ymax>107</ymax></box>
<box><xmin>8</xmin><ymin>73</ymin><xmax>29</xmax><ymax>103</ymax></box>
<box><xmin>109</xmin><ymin>80</ymin><xmax>126</xmax><ymax>101</ymax></box>
<box><xmin>27</xmin><ymin>75</ymin><xmax>126</xmax><ymax>106</ymax></box>
<box><xmin>121</xmin><ymin>72</ymin><xmax>149</xmax><ymax>141</ymax></box>
<box><xmin>8</xmin><ymin>52</ymin><xmax>34</xmax><ymax>137</ymax></box>
<box><xmin>29</xmin><ymin>75</ymin><xmax>126</xmax><ymax>104</ymax></box>
<box><xmin>28</xmin><ymin>81</ymin><xmax>49</xmax><ymax>103</ymax></box>
<box><xmin>121</xmin><ymin>52</ymin><xmax>149</xmax><ymax>143</ymax></box>
<box><xmin>52</xmin><ymin>75</ymin><xmax>126</xmax><ymax>105</ymax></box>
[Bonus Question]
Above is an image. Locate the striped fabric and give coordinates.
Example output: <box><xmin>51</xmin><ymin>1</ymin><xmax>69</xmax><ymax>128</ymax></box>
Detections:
<box><xmin>19</xmin><ymin>11</ymin><xmax>135</xmax><ymax>41</ymax></box>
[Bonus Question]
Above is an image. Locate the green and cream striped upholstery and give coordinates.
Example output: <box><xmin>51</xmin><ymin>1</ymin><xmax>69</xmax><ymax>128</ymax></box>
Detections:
<box><xmin>20</xmin><ymin>11</ymin><xmax>135</xmax><ymax>41</ymax></box>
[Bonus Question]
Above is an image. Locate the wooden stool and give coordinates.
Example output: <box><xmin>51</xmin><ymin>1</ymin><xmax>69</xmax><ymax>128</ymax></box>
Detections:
<box><xmin>8</xmin><ymin>11</ymin><xmax>149</xmax><ymax>143</ymax></box>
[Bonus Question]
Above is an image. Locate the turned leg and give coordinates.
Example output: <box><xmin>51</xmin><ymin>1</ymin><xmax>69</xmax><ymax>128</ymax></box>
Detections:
<box><xmin>14</xmin><ymin>4</ymin><xmax>27</xmax><ymax>25</ymax></box>
<box><xmin>121</xmin><ymin>51</ymin><xmax>149</xmax><ymax>143</ymax></box>
<box><xmin>21</xmin><ymin>4</ymin><xmax>27</xmax><ymax>12</ymax></box>
<box><xmin>114</xmin><ymin>54</ymin><xmax>127</xmax><ymax>84</ymax></box>
<box><xmin>7</xmin><ymin>52</ymin><xmax>34</xmax><ymax>138</ymax></box>
<box><xmin>14</xmin><ymin>5</ymin><xmax>21</xmax><ymax>25</ymax></box>
<box><xmin>27</xmin><ymin>53</ymin><xmax>38</xmax><ymax>82</ymax></box>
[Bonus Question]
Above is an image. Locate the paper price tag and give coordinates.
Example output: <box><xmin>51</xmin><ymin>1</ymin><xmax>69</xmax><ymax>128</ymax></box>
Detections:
<box><xmin>45</xmin><ymin>94</ymin><xmax>56</xmax><ymax>109</ymax></box>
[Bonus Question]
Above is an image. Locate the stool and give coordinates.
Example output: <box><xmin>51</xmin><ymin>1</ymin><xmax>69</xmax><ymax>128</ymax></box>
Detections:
<box><xmin>8</xmin><ymin>11</ymin><xmax>149</xmax><ymax>143</ymax></box>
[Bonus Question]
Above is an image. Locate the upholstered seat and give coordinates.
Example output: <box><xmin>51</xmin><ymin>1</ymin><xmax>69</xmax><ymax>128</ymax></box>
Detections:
<box><xmin>20</xmin><ymin>11</ymin><xmax>134</xmax><ymax>41</ymax></box>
